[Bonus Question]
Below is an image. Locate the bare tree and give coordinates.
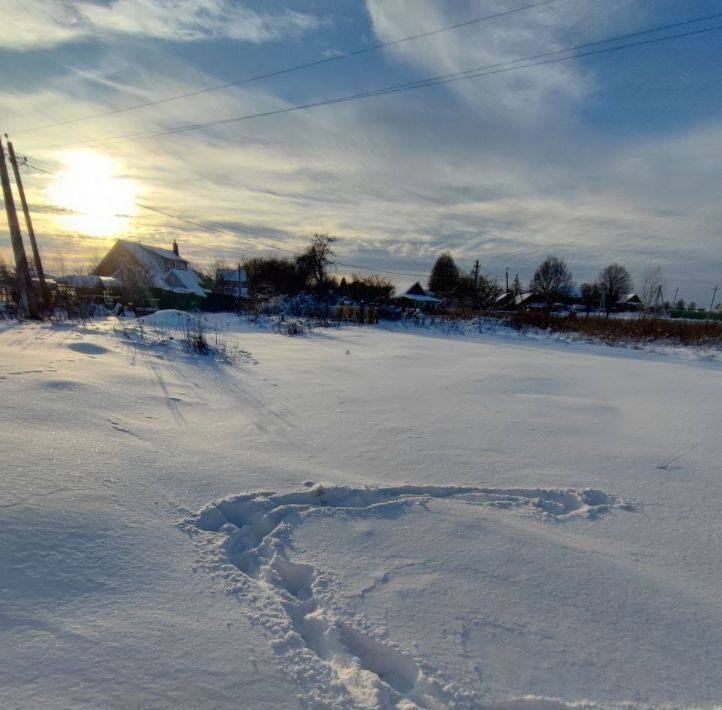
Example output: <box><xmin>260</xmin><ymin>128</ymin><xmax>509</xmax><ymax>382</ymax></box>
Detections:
<box><xmin>597</xmin><ymin>264</ymin><xmax>633</xmax><ymax>312</ymax></box>
<box><xmin>640</xmin><ymin>264</ymin><xmax>665</xmax><ymax>315</ymax></box>
<box><xmin>580</xmin><ymin>281</ymin><xmax>602</xmax><ymax>313</ymax></box>
<box><xmin>530</xmin><ymin>255</ymin><xmax>574</xmax><ymax>311</ymax></box>
<box><xmin>296</xmin><ymin>233</ymin><xmax>337</xmax><ymax>288</ymax></box>
<box><xmin>46</xmin><ymin>254</ymin><xmax>69</xmax><ymax>279</ymax></box>
<box><xmin>115</xmin><ymin>260</ymin><xmax>154</xmax><ymax>307</ymax></box>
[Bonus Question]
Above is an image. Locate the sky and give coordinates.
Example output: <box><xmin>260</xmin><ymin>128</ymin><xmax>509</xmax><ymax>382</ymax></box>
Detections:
<box><xmin>0</xmin><ymin>0</ymin><xmax>720</xmax><ymax>304</ymax></box>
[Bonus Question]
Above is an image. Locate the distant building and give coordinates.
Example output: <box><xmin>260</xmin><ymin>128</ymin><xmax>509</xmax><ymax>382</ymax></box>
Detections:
<box><xmin>494</xmin><ymin>291</ymin><xmax>544</xmax><ymax>310</ymax></box>
<box><xmin>616</xmin><ymin>293</ymin><xmax>642</xmax><ymax>311</ymax></box>
<box><xmin>494</xmin><ymin>291</ymin><xmax>514</xmax><ymax>309</ymax></box>
<box><xmin>95</xmin><ymin>239</ymin><xmax>207</xmax><ymax>297</ymax></box>
<box><xmin>57</xmin><ymin>274</ymin><xmax>122</xmax><ymax>307</ymax></box>
<box><xmin>396</xmin><ymin>282</ymin><xmax>443</xmax><ymax>311</ymax></box>
<box><xmin>216</xmin><ymin>267</ymin><xmax>248</xmax><ymax>299</ymax></box>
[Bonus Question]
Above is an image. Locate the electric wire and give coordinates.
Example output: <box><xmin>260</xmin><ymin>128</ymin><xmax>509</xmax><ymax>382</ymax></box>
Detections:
<box><xmin>21</xmin><ymin>161</ymin><xmax>429</xmax><ymax>277</ymax></box>
<box><xmin>39</xmin><ymin>14</ymin><xmax>722</xmax><ymax>151</ymax></box>
<box><xmin>11</xmin><ymin>0</ymin><xmax>564</xmax><ymax>136</ymax></box>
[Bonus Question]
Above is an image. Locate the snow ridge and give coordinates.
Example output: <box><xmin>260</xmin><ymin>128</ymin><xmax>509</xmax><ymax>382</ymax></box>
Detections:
<box><xmin>184</xmin><ymin>484</ymin><xmax>630</xmax><ymax>708</ymax></box>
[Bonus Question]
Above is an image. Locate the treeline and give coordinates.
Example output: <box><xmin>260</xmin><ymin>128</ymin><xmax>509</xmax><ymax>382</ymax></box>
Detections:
<box><xmin>201</xmin><ymin>234</ymin><xmax>395</xmax><ymax>304</ymax></box>
<box><xmin>427</xmin><ymin>252</ymin><xmax>502</xmax><ymax>308</ymax></box>
<box><xmin>428</xmin><ymin>251</ymin><xmax>676</xmax><ymax>314</ymax></box>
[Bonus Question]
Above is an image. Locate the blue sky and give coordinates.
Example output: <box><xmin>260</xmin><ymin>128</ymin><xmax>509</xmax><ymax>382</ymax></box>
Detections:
<box><xmin>0</xmin><ymin>0</ymin><xmax>720</xmax><ymax>304</ymax></box>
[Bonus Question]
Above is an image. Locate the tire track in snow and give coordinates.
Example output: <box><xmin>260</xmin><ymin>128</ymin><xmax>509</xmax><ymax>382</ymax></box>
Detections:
<box><xmin>183</xmin><ymin>485</ymin><xmax>631</xmax><ymax>708</ymax></box>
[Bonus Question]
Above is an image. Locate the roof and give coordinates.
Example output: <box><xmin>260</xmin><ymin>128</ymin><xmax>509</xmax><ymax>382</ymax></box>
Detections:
<box><xmin>399</xmin><ymin>293</ymin><xmax>443</xmax><ymax>304</ymax></box>
<box><xmin>163</xmin><ymin>269</ymin><xmax>207</xmax><ymax>296</ymax></box>
<box><xmin>121</xmin><ymin>239</ymin><xmax>187</xmax><ymax>263</ymax></box>
<box><xmin>401</xmin><ymin>281</ymin><xmax>427</xmax><ymax>296</ymax></box>
<box><xmin>59</xmin><ymin>274</ymin><xmax>122</xmax><ymax>289</ymax></box>
<box><xmin>514</xmin><ymin>292</ymin><xmax>535</xmax><ymax>306</ymax></box>
<box><xmin>397</xmin><ymin>282</ymin><xmax>443</xmax><ymax>303</ymax></box>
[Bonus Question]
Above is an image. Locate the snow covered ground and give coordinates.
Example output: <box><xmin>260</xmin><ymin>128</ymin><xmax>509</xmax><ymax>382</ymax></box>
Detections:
<box><xmin>1</xmin><ymin>314</ymin><xmax>721</xmax><ymax>709</ymax></box>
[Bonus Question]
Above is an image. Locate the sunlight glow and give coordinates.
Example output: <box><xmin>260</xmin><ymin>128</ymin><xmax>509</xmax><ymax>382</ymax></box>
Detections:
<box><xmin>47</xmin><ymin>151</ymin><xmax>138</xmax><ymax>237</ymax></box>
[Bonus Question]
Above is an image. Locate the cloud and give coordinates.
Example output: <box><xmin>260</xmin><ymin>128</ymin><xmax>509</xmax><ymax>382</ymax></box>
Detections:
<box><xmin>1</xmin><ymin>0</ymin><xmax>321</xmax><ymax>51</ymax></box>
<box><xmin>364</xmin><ymin>0</ymin><xmax>587</xmax><ymax>113</ymax></box>
<box><xmin>2</xmin><ymin>8</ymin><xmax>720</xmax><ymax>304</ymax></box>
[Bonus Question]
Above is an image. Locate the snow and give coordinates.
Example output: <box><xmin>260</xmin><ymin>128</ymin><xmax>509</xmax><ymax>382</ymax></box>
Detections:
<box><xmin>1</xmin><ymin>314</ymin><xmax>721</xmax><ymax>708</ymax></box>
<box><xmin>136</xmin><ymin>307</ymin><xmax>204</xmax><ymax>332</ymax></box>
<box><xmin>165</xmin><ymin>267</ymin><xmax>208</xmax><ymax>296</ymax></box>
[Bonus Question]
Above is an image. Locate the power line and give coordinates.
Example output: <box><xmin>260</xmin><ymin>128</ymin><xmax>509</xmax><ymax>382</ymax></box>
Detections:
<box><xmin>139</xmin><ymin>204</ymin><xmax>429</xmax><ymax>277</ymax></box>
<box><xmin>40</xmin><ymin>15</ymin><xmax>722</xmax><ymax>151</ymax></box>
<box><xmin>12</xmin><ymin>0</ymin><xmax>564</xmax><ymax>136</ymax></box>
<box><xmin>21</xmin><ymin>161</ymin><xmax>429</xmax><ymax>278</ymax></box>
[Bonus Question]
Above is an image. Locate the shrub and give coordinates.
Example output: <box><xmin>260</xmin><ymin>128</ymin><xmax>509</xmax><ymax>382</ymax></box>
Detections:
<box><xmin>507</xmin><ymin>312</ymin><xmax>722</xmax><ymax>346</ymax></box>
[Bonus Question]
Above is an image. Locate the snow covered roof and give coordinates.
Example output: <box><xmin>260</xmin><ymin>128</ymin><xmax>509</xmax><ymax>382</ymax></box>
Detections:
<box><xmin>119</xmin><ymin>239</ymin><xmax>187</xmax><ymax>264</ymax></box>
<box><xmin>162</xmin><ymin>269</ymin><xmax>208</xmax><ymax>296</ymax></box>
<box><xmin>398</xmin><ymin>282</ymin><xmax>443</xmax><ymax>303</ymax></box>
<box><xmin>514</xmin><ymin>292</ymin><xmax>535</xmax><ymax>306</ymax></box>
<box><xmin>59</xmin><ymin>274</ymin><xmax>122</xmax><ymax>289</ymax></box>
<box><xmin>399</xmin><ymin>293</ymin><xmax>443</xmax><ymax>303</ymax></box>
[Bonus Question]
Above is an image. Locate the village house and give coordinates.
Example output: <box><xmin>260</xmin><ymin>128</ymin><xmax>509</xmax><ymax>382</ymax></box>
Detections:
<box><xmin>58</xmin><ymin>274</ymin><xmax>122</xmax><ymax>308</ymax></box>
<box><xmin>395</xmin><ymin>282</ymin><xmax>443</xmax><ymax>311</ymax></box>
<box><xmin>94</xmin><ymin>239</ymin><xmax>207</xmax><ymax>307</ymax></box>
<box><xmin>493</xmin><ymin>291</ymin><xmax>546</xmax><ymax>311</ymax></box>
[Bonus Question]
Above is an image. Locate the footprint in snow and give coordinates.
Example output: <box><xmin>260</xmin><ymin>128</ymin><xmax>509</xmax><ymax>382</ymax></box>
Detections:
<box><xmin>184</xmin><ymin>484</ymin><xmax>631</xmax><ymax>707</ymax></box>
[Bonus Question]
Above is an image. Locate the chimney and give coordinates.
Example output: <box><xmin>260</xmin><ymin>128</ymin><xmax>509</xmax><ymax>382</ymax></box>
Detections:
<box><xmin>172</xmin><ymin>239</ymin><xmax>179</xmax><ymax>256</ymax></box>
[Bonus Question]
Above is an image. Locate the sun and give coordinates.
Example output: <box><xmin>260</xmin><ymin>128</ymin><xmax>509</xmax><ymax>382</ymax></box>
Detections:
<box><xmin>47</xmin><ymin>151</ymin><xmax>138</xmax><ymax>237</ymax></box>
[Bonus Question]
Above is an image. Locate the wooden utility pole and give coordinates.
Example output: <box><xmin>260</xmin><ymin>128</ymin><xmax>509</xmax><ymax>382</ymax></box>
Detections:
<box><xmin>472</xmin><ymin>259</ymin><xmax>480</xmax><ymax>310</ymax></box>
<box><xmin>472</xmin><ymin>260</ymin><xmax>480</xmax><ymax>288</ymax></box>
<box><xmin>6</xmin><ymin>137</ymin><xmax>48</xmax><ymax>306</ymax></box>
<box><xmin>0</xmin><ymin>136</ymin><xmax>37</xmax><ymax>318</ymax></box>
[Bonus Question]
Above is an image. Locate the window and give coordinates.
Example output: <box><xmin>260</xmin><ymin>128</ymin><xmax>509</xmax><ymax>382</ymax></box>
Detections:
<box><xmin>163</xmin><ymin>258</ymin><xmax>188</xmax><ymax>272</ymax></box>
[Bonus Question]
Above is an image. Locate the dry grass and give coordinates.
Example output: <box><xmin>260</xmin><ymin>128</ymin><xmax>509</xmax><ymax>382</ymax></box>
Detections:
<box><xmin>507</xmin><ymin>312</ymin><xmax>722</xmax><ymax>346</ymax></box>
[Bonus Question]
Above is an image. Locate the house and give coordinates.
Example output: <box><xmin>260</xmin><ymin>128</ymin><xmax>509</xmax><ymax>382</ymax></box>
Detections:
<box><xmin>395</xmin><ymin>282</ymin><xmax>443</xmax><ymax>311</ymax></box>
<box><xmin>493</xmin><ymin>291</ymin><xmax>514</xmax><ymax>310</ymax></box>
<box><xmin>58</xmin><ymin>274</ymin><xmax>122</xmax><ymax>307</ymax></box>
<box><xmin>95</xmin><ymin>239</ymin><xmax>207</xmax><ymax>300</ymax></box>
<box><xmin>494</xmin><ymin>291</ymin><xmax>544</xmax><ymax>310</ymax></box>
<box><xmin>216</xmin><ymin>267</ymin><xmax>248</xmax><ymax>299</ymax></box>
<box><xmin>616</xmin><ymin>293</ymin><xmax>642</xmax><ymax>311</ymax></box>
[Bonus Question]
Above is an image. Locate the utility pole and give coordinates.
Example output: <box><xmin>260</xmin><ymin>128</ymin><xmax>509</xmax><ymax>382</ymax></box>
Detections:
<box><xmin>655</xmin><ymin>285</ymin><xmax>663</xmax><ymax>312</ymax></box>
<box><xmin>710</xmin><ymin>285</ymin><xmax>719</xmax><ymax>314</ymax></box>
<box><xmin>673</xmin><ymin>287</ymin><xmax>679</xmax><ymax>306</ymax></box>
<box><xmin>472</xmin><ymin>259</ymin><xmax>480</xmax><ymax>310</ymax></box>
<box><xmin>6</xmin><ymin>136</ymin><xmax>48</xmax><ymax>306</ymax></box>
<box><xmin>505</xmin><ymin>266</ymin><xmax>509</xmax><ymax>294</ymax></box>
<box><xmin>0</xmin><ymin>136</ymin><xmax>37</xmax><ymax>318</ymax></box>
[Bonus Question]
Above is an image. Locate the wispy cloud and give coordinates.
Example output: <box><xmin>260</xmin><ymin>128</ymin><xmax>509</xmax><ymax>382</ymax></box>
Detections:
<box><xmin>2</xmin><ymin>0</ymin><xmax>321</xmax><ymax>51</ymax></box>
<box><xmin>1</xmin><ymin>0</ymin><xmax>720</xmax><ymax>302</ymax></box>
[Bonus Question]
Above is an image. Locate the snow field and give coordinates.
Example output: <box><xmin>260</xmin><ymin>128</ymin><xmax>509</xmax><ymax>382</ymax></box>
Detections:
<box><xmin>1</xmin><ymin>314</ymin><xmax>721</xmax><ymax>708</ymax></box>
